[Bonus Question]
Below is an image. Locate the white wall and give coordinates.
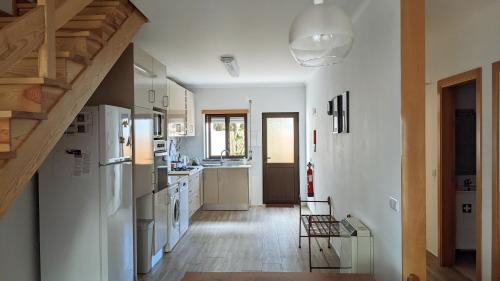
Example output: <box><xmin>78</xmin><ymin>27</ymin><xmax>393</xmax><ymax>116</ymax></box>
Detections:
<box><xmin>425</xmin><ymin>1</ymin><xmax>500</xmax><ymax>279</ymax></box>
<box><xmin>305</xmin><ymin>0</ymin><xmax>402</xmax><ymax>280</ymax></box>
<box><xmin>0</xmin><ymin>178</ymin><xmax>39</xmax><ymax>281</ymax></box>
<box><xmin>180</xmin><ymin>85</ymin><xmax>306</xmax><ymax>205</ymax></box>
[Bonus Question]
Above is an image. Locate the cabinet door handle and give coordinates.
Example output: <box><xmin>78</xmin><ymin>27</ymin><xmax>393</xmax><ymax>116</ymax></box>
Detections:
<box><xmin>163</xmin><ymin>96</ymin><xmax>169</xmax><ymax>108</ymax></box>
<box><xmin>149</xmin><ymin>90</ymin><xmax>156</xmax><ymax>103</ymax></box>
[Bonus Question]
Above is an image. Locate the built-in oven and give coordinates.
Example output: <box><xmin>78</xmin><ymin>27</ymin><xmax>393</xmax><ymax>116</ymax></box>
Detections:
<box><xmin>153</xmin><ymin>111</ymin><xmax>165</xmax><ymax>139</ymax></box>
<box><xmin>154</xmin><ymin>140</ymin><xmax>170</xmax><ymax>193</ymax></box>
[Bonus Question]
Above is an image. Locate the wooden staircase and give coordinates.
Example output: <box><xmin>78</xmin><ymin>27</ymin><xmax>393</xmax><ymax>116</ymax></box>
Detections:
<box><xmin>0</xmin><ymin>0</ymin><xmax>146</xmax><ymax>217</ymax></box>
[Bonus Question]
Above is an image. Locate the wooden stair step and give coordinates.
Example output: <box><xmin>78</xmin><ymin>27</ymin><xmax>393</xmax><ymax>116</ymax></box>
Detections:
<box><xmin>25</xmin><ymin>50</ymin><xmax>91</xmax><ymax>66</ymax></box>
<box><xmin>4</xmin><ymin>55</ymin><xmax>87</xmax><ymax>83</ymax></box>
<box><xmin>78</xmin><ymin>6</ymin><xmax>127</xmax><ymax>25</ymax></box>
<box><xmin>0</xmin><ymin>111</ymin><xmax>48</xmax><ymax>120</ymax></box>
<box><xmin>0</xmin><ymin>111</ymin><xmax>47</xmax><ymax>154</ymax></box>
<box><xmin>17</xmin><ymin>1</ymin><xmax>132</xmax><ymax>17</ymax></box>
<box><xmin>0</xmin><ymin>78</ymin><xmax>69</xmax><ymax>113</ymax></box>
<box><xmin>0</xmin><ymin>78</ymin><xmax>71</xmax><ymax>90</ymax></box>
<box><xmin>17</xmin><ymin>1</ymin><xmax>124</xmax><ymax>9</ymax></box>
<box><xmin>0</xmin><ymin>151</ymin><xmax>16</xmax><ymax>160</ymax></box>
<box><xmin>56</xmin><ymin>30</ymin><xmax>107</xmax><ymax>45</ymax></box>
<box><xmin>0</xmin><ymin>13</ymin><xmax>118</xmax><ymax>32</ymax></box>
<box><xmin>56</xmin><ymin>35</ymin><xmax>104</xmax><ymax>61</ymax></box>
<box><xmin>60</xmin><ymin>20</ymin><xmax>116</xmax><ymax>40</ymax></box>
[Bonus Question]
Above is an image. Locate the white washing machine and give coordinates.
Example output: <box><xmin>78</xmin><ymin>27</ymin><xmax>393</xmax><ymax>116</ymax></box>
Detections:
<box><xmin>165</xmin><ymin>184</ymin><xmax>180</xmax><ymax>252</ymax></box>
<box><xmin>179</xmin><ymin>177</ymin><xmax>189</xmax><ymax>237</ymax></box>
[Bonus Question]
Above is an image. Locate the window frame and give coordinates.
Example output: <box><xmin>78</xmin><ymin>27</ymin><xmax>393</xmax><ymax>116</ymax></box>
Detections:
<box><xmin>205</xmin><ymin>113</ymin><xmax>248</xmax><ymax>159</ymax></box>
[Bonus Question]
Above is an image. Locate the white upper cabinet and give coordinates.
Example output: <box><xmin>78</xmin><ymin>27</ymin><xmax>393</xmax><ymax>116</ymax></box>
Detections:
<box><xmin>186</xmin><ymin>90</ymin><xmax>195</xmax><ymax>136</ymax></box>
<box><xmin>168</xmin><ymin>79</ymin><xmax>186</xmax><ymax>114</ymax></box>
<box><xmin>166</xmin><ymin>80</ymin><xmax>196</xmax><ymax>137</ymax></box>
<box><xmin>133</xmin><ymin>46</ymin><xmax>168</xmax><ymax>111</ymax></box>
<box><xmin>152</xmin><ymin>58</ymin><xmax>168</xmax><ymax>110</ymax></box>
<box><xmin>167</xmin><ymin>79</ymin><xmax>187</xmax><ymax>137</ymax></box>
<box><xmin>133</xmin><ymin>46</ymin><xmax>154</xmax><ymax>109</ymax></box>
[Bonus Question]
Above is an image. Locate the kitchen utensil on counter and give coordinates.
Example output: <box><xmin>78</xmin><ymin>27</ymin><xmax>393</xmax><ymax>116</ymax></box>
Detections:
<box><xmin>191</xmin><ymin>157</ymin><xmax>201</xmax><ymax>166</ymax></box>
<box><xmin>180</xmin><ymin>155</ymin><xmax>189</xmax><ymax>167</ymax></box>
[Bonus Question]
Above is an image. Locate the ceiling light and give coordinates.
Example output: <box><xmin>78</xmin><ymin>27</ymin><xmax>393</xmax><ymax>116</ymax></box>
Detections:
<box><xmin>220</xmin><ymin>56</ymin><xmax>240</xmax><ymax>77</ymax></box>
<box><xmin>289</xmin><ymin>0</ymin><xmax>354</xmax><ymax>67</ymax></box>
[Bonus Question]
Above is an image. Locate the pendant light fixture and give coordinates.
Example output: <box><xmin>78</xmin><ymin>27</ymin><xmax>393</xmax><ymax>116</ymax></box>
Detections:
<box><xmin>289</xmin><ymin>0</ymin><xmax>354</xmax><ymax>67</ymax></box>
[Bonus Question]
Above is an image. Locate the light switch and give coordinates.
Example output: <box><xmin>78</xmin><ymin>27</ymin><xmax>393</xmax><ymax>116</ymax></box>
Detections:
<box><xmin>389</xmin><ymin>197</ymin><xmax>400</xmax><ymax>213</ymax></box>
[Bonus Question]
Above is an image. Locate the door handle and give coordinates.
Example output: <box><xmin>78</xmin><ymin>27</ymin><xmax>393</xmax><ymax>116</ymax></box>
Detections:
<box><xmin>148</xmin><ymin>90</ymin><xmax>156</xmax><ymax>103</ymax></box>
<box><xmin>163</xmin><ymin>96</ymin><xmax>169</xmax><ymax>107</ymax></box>
<box><xmin>407</xmin><ymin>274</ymin><xmax>419</xmax><ymax>281</ymax></box>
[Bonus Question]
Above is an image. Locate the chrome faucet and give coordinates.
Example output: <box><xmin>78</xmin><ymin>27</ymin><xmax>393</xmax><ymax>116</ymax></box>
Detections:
<box><xmin>220</xmin><ymin>149</ymin><xmax>230</xmax><ymax>164</ymax></box>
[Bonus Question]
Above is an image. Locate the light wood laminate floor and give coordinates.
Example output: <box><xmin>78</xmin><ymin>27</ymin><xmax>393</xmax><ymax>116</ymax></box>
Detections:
<box><xmin>142</xmin><ymin>206</ymin><xmax>341</xmax><ymax>281</ymax></box>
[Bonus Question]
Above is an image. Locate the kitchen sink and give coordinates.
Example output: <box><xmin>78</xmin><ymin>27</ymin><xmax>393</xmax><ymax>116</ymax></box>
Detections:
<box><xmin>202</xmin><ymin>163</ymin><xmax>222</xmax><ymax>167</ymax></box>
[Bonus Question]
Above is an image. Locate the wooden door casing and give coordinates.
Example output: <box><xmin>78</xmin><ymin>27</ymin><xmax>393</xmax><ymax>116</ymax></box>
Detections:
<box><xmin>437</xmin><ymin>68</ymin><xmax>482</xmax><ymax>281</ymax></box>
<box><xmin>262</xmin><ymin>112</ymin><xmax>299</xmax><ymax>205</ymax></box>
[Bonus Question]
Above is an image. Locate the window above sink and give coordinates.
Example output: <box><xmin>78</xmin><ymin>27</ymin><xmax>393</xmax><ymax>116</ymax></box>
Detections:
<box><xmin>204</xmin><ymin>113</ymin><xmax>248</xmax><ymax>159</ymax></box>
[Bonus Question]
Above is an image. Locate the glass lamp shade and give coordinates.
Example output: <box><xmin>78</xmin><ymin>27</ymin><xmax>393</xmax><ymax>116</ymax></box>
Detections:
<box><xmin>289</xmin><ymin>3</ymin><xmax>354</xmax><ymax>67</ymax></box>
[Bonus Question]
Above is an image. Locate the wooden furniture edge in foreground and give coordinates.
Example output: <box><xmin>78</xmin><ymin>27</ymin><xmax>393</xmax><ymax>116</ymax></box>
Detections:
<box><xmin>181</xmin><ymin>273</ymin><xmax>376</xmax><ymax>281</ymax></box>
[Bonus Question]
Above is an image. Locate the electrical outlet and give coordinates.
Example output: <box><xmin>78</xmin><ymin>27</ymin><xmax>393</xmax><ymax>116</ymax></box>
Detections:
<box><xmin>389</xmin><ymin>197</ymin><xmax>400</xmax><ymax>213</ymax></box>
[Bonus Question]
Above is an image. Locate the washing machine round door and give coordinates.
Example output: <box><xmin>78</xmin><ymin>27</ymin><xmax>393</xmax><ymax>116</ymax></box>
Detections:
<box><xmin>173</xmin><ymin>199</ymin><xmax>180</xmax><ymax>226</ymax></box>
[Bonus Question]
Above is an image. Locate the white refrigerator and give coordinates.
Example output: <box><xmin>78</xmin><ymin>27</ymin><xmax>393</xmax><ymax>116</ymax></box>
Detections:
<box><xmin>39</xmin><ymin>105</ymin><xmax>134</xmax><ymax>281</ymax></box>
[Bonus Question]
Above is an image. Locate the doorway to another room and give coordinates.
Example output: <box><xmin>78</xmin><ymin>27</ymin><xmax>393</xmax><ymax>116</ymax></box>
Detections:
<box><xmin>262</xmin><ymin>113</ymin><xmax>299</xmax><ymax>205</ymax></box>
<box><xmin>438</xmin><ymin>68</ymin><xmax>482</xmax><ymax>281</ymax></box>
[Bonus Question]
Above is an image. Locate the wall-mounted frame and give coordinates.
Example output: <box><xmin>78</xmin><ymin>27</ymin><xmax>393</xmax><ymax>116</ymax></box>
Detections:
<box><xmin>333</xmin><ymin>96</ymin><xmax>341</xmax><ymax>133</ymax></box>
<box><xmin>327</xmin><ymin>100</ymin><xmax>334</xmax><ymax>116</ymax></box>
<box><xmin>341</xmin><ymin>91</ymin><xmax>350</xmax><ymax>133</ymax></box>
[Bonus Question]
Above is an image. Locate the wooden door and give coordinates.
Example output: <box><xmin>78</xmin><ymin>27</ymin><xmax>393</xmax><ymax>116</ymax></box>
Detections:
<box><xmin>262</xmin><ymin>113</ymin><xmax>299</xmax><ymax>204</ymax></box>
<box><xmin>437</xmin><ymin>68</ymin><xmax>482</xmax><ymax>280</ymax></box>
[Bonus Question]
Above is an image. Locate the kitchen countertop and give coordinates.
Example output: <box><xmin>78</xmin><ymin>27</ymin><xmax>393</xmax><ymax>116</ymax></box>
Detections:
<box><xmin>202</xmin><ymin>164</ymin><xmax>252</xmax><ymax>169</ymax></box>
<box><xmin>169</xmin><ymin>166</ymin><xmax>204</xmax><ymax>176</ymax></box>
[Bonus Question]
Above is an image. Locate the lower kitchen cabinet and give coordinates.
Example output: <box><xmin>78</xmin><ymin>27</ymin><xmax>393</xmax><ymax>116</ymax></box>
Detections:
<box><xmin>203</xmin><ymin>168</ymin><xmax>219</xmax><ymax>205</ymax></box>
<box><xmin>153</xmin><ymin>188</ymin><xmax>168</xmax><ymax>254</ymax></box>
<box><xmin>218</xmin><ymin>168</ymin><xmax>249</xmax><ymax>205</ymax></box>
<box><xmin>203</xmin><ymin>168</ymin><xmax>249</xmax><ymax>210</ymax></box>
<box><xmin>188</xmin><ymin>171</ymin><xmax>204</xmax><ymax>217</ymax></box>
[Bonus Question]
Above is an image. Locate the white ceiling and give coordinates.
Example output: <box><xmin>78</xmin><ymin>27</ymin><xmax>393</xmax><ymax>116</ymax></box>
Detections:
<box><xmin>426</xmin><ymin>0</ymin><xmax>496</xmax><ymax>22</ymax></box>
<box><xmin>131</xmin><ymin>0</ymin><xmax>366</xmax><ymax>87</ymax></box>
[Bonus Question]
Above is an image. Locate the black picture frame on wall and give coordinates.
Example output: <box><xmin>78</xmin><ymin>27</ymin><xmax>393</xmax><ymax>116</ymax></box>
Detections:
<box><xmin>333</xmin><ymin>95</ymin><xmax>342</xmax><ymax>133</ymax></box>
<box><xmin>341</xmin><ymin>91</ymin><xmax>349</xmax><ymax>133</ymax></box>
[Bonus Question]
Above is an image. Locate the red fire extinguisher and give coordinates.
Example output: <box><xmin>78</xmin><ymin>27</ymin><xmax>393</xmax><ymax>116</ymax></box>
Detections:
<box><xmin>307</xmin><ymin>162</ymin><xmax>314</xmax><ymax>197</ymax></box>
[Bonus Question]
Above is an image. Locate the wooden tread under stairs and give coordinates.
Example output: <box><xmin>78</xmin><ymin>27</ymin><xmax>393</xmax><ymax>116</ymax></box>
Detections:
<box><xmin>0</xmin><ymin>0</ymin><xmax>147</xmax><ymax>217</ymax></box>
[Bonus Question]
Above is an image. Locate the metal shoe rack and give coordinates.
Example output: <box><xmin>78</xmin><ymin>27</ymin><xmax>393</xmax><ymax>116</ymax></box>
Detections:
<box><xmin>299</xmin><ymin>196</ymin><xmax>352</xmax><ymax>272</ymax></box>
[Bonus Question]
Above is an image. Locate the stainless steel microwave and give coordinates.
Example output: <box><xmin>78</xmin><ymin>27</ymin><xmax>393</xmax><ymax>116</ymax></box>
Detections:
<box><xmin>153</xmin><ymin>111</ymin><xmax>165</xmax><ymax>139</ymax></box>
